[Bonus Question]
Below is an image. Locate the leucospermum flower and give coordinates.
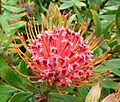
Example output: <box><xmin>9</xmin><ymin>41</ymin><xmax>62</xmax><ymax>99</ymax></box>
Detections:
<box><xmin>13</xmin><ymin>11</ymin><xmax>112</xmax><ymax>95</ymax></box>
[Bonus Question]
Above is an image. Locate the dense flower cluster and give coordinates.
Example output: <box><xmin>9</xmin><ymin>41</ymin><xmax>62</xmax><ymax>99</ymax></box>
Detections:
<box><xmin>14</xmin><ymin>20</ymin><xmax>111</xmax><ymax>95</ymax></box>
<box><xmin>28</xmin><ymin>28</ymin><xmax>93</xmax><ymax>88</ymax></box>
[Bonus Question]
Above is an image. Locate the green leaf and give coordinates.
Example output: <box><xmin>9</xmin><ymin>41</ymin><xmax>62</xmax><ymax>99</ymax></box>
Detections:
<box><xmin>19</xmin><ymin>60</ymin><xmax>28</xmax><ymax>75</ymax></box>
<box><xmin>111</xmin><ymin>68</ymin><xmax>120</xmax><ymax>76</ymax></box>
<box><xmin>0</xmin><ymin>94</ymin><xmax>10</xmax><ymax>102</ymax></box>
<box><xmin>107</xmin><ymin>59</ymin><xmax>120</xmax><ymax>67</ymax></box>
<box><xmin>0</xmin><ymin>85</ymin><xmax>17</xmax><ymax>94</ymax></box>
<box><xmin>0</xmin><ymin>57</ymin><xmax>8</xmax><ymax>74</ymax></box>
<box><xmin>24</xmin><ymin>83</ymin><xmax>38</xmax><ymax>93</ymax></box>
<box><xmin>73</xmin><ymin>5</ymin><xmax>83</xmax><ymax>22</ymax></box>
<box><xmin>95</xmin><ymin>66</ymin><xmax>108</xmax><ymax>73</ymax></box>
<box><xmin>112</xmin><ymin>0</ymin><xmax>120</xmax><ymax>4</ymax></box>
<box><xmin>101</xmin><ymin>79</ymin><xmax>118</xmax><ymax>89</ymax></box>
<box><xmin>6</xmin><ymin>0</ymin><xmax>19</xmax><ymax>5</ymax></box>
<box><xmin>2</xmin><ymin>5</ymin><xmax>25</xmax><ymax>13</ymax></box>
<box><xmin>10</xmin><ymin>21</ymin><xmax>26</xmax><ymax>30</ymax></box>
<box><xmin>105</xmin><ymin>59</ymin><xmax>120</xmax><ymax>76</ymax></box>
<box><xmin>91</xmin><ymin>9</ymin><xmax>101</xmax><ymax>36</ymax></box>
<box><xmin>71</xmin><ymin>0</ymin><xmax>86</xmax><ymax>7</ymax></box>
<box><xmin>68</xmin><ymin>14</ymin><xmax>76</xmax><ymax>27</ymax></box>
<box><xmin>100</xmin><ymin>15</ymin><xmax>115</xmax><ymax>20</ymax></box>
<box><xmin>9</xmin><ymin>92</ymin><xmax>33</xmax><ymax>102</ymax></box>
<box><xmin>17</xmin><ymin>61</ymin><xmax>38</xmax><ymax>93</ymax></box>
<box><xmin>2</xmin><ymin>68</ymin><xmax>25</xmax><ymax>91</ymax></box>
<box><xmin>48</xmin><ymin>92</ymin><xmax>81</xmax><ymax>102</ymax></box>
<box><xmin>35</xmin><ymin>0</ymin><xmax>47</xmax><ymax>12</ymax></box>
<box><xmin>104</xmin><ymin>5</ymin><xmax>119</xmax><ymax>11</ymax></box>
<box><xmin>96</xmin><ymin>0</ymin><xmax>102</xmax><ymax>9</ymax></box>
<box><xmin>0</xmin><ymin>13</ymin><xmax>11</xmax><ymax>34</ymax></box>
<box><xmin>7</xmin><ymin>13</ymin><xmax>26</xmax><ymax>20</ymax></box>
<box><xmin>88</xmin><ymin>0</ymin><xmax>95</xmax><ymax>5</ymax></box>
<box><xmin>102</xmin><ymin>88</ymin><xmax>111</xmax><ymax>95</ymax></box>
<box><xmin>59</xmin><ymin>1</ymin><xmax>73</xmax><ymax>10</ymax></box>
<box><xmin>0</xmin><ymin>81</ymin><xmax>17</xmax><ymax>102</ymax></box>
<box><xmin>36</xmin><ymin>7</ymin><xmax>42</xmax><ymax>24</ymax></box>
<box><xmin>102</xmin><ymin>20</ymin><xmax>114</xmax><ymax>39</ymax></box>
<box><xmin>78</xmin><ymin>87</ymin><xmax>88</xmax><ymax>100</ymax></box>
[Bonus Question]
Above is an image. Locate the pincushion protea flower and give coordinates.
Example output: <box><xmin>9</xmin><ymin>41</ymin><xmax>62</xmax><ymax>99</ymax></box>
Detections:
<box><xmin>13</xmin><ymin>15</ymin><xmax>112</xmax><ymax>95</ymax></box>
<box><xmin>28</xmin><ymin>27</ymin><xmax>94</xmax><ymax>87</ymax></box>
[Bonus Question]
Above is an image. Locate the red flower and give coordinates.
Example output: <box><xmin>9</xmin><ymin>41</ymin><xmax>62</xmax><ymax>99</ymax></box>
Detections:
<box><xmin>28</xmin><ymin>27</ymin><xmax>94</xmax><ymax>87</ymax></box>
<box><xmin>14</xmin><ymin>20</ymin><xmax>111</xmax><ymax>95</ymax></box>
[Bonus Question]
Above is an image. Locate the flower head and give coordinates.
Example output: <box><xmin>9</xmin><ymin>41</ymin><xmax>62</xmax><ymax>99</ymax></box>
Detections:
<box><xmin>14</xmin><ymin>6</ymin><xmax>112</xmax><ymax>95</ymax></box>
<box><xmin>28</xmin><ymin>27</ymin><xmax>94</xmax><ymax>88</ymax></box>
